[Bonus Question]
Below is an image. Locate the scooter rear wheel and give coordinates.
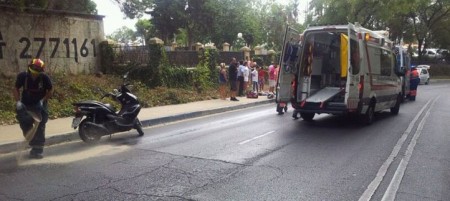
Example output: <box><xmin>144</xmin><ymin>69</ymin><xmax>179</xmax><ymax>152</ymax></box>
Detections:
<box><xmin>79</xmin><ymin>119</ymin><xmax>101</xmax><ymax>143</ymax></box>
<box><xmin>134</xmin><ymin>120</ymin><xmax>144</xmax><ymax>137</ymax></box>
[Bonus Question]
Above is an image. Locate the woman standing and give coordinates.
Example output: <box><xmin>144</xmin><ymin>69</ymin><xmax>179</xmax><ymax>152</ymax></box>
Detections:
<box><xmin>219</xmin><ymin>63</ymin><xmax>228</xmax><ymax>100</ymax></box>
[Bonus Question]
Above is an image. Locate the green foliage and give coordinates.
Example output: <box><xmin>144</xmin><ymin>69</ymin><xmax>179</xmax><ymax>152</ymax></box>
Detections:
<box><xmin>143</xmin><ymin>43</ymin><xmax>167</xmax><ymax>87</ymax></box>
<box><xmin>149</xmin><ymin>0</ymin><xmax>186</xmax><ymax>43</ymax></box>
<box><xmin>253</xmin><ymin>56</ymin><xmax>267</xmax><ymax>66</ymax></box>
<box><xmin>192</xmin><ymin>65</ymin><xmax>211</xmax><ymax>93</ymax></box>
<box><xmin>192</xmin><ymin>49</ymin><xmax>218</xmax><ymax>93</ymax></box>
<box><xmin>107</xmin><ymin>26</ymin><xmax>137</xmax><ymax>44</ymax></box>
<box><xmin>99</xmin><ymin>41</ymin><xmax>115</xmax><ymax>74</ymax></box>
<box><xmin>160</xmin><ymin>66</ymin><xmax>193</xmax><ymax>89</ymax></box>
<box><xmin>204</xmin><ymin>49</ymin><xmax>219</xmax><ymax>84</ymax></box>
<box><xmin>113</xmin><ymin>0</ymin><xmax>301</xmax><ymax>52</ymax></box>
<box><xmin>135</xmin><ymin>19</ymin><xmax>154</xmax><ymax>42</ymax></box>
<box><xmin>308</xmin><ymin>0</ymin><xmax>450</xmax><ymax>60</ymax></box>
<box><xmin>0</xmin><ymin>73</ymin><xmax>16</xmax><ymax>125</ymax></box>
<box><xmin>428</xmin><ymin>64</ymin><xmax>450</xmax><ymax>77</ymax></box>
<box><xmin>112</xmin><ymin>0</ymin><xmax>154</xmax><ymax>19</ymax></box>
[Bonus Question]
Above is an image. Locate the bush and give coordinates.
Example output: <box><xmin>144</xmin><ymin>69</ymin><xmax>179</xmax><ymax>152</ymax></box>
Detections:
<box><xmin>192</xmin><ymin>49</ymin><xmax>219</xmax><ymax>93</ymax></box>
<box><xmin>161</xmin><ymin>66</ymin><xmax>193</xmax><ymax>89</ymax></box>
<box><xmin>428</xmin><ymin>64</ymin><xmax>450</xmax><ymax>78</ymax></box>
<box><xmin>99</xmin><ymin>41</ymin><xmax>115</xmax><ymax>74</ymax></box>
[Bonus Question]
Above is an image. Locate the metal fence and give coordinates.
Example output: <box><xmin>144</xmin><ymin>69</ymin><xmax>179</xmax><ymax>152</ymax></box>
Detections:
<box><xmin>111</xmin><ymin>45</ymin><xmax>275</xmax><ymax>67</ymax></box>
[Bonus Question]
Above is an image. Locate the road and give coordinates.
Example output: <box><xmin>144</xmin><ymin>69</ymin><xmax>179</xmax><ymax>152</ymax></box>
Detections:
<box><xmin>0</xmin><ymin>82</ymin><xmax>449</xmax><ymax>201</ymax></box>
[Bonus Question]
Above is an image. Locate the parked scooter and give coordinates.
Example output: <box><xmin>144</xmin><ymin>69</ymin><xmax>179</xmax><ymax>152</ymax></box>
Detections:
<box><xmin>71</xmin><ymin>72</ymin><xmax>144</xmax><ymax>143</ymax></box>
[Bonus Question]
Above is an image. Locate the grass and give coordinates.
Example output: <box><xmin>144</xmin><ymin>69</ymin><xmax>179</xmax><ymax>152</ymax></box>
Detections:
<box><xmin>0</xmin><ymin>72</ymin><xmax>220</xmax><ymax>125</ymax></box>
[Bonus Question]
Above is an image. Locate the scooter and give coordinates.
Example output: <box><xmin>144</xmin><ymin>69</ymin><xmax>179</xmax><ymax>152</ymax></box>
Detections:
<box><xmin>71</xmin><ymin>72</ymin><xmax>144</xmax><ymax>143</ymax></box>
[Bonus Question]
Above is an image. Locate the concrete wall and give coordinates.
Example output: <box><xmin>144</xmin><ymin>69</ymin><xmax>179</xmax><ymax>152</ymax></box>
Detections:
<box><xmin>0</xmin><ymin>6</ymin><xmax>104</xmax><ymax>74</ymax></box>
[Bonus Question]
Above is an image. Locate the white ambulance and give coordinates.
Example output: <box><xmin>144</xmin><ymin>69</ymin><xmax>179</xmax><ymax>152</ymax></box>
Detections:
<box><xmin>276</xmin><ymin>23</ymin><xmax>403</xmax><ymax>124</ymax></box>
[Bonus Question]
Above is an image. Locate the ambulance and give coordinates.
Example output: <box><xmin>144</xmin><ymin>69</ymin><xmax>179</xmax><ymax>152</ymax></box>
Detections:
<box><xmin>276</xmin><ymin>23</ymin><xmax>403</xmax><ymax>124</ymax></box>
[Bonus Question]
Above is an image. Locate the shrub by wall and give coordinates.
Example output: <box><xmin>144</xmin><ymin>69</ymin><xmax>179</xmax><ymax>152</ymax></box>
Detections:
<box><xmin>193</xmin><ymin>49</ymin><xmax>218</xmax><ymax>93</ymax></box>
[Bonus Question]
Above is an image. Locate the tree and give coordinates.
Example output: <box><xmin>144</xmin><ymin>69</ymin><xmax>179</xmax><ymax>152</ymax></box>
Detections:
<box><xmin>261</xmin><ymin>3</ymin><xmax>290</xmax><ymax>50</ymax></box>
<box><xmin>107</xmin><ymin>26</ymin><xmax>136</xmax><ymax>44</ymax></box>
<box><xmin>113</xmin><ymin>0</ymin><xmax>303</xmax><ymax>51</ymax></box>
<box><xmin>112</xmin><ymin>0</ymin><xmax>154</xmax><ymax>19</ymax></box>
<box><xmin>308</xmin><ymin>0</ymin><xmax>450</xmax><ymax>59</ymax></box>
<box><xmin>409</xmin><ymin>0</ymin><xmax>450</xmax><ymax>58</ymax></box>
<box><xmin>135</xmin><ymin>19</ymin><xmax>154</xmax><ymax>43</ymax></box>
<box><xmin>149</xmin><ymin>0</ymin><xmax>186</xmax><ymax>44</ymax></box>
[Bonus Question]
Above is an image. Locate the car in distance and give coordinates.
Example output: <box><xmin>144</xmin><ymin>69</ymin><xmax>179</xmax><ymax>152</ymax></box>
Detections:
<box><xmin>423</xmin><ymin>48</ymin><xmax>443</xmax><ymax>60</ymax></box>
<box><xmin>416</xmin><ymin>64</ymin><xmax>430</xmax><ymax>69</ymax></box>
<box><xmin>416</xmin><ymin>67</ymin><xmax>430</xmax><ymax>85</ymax></box>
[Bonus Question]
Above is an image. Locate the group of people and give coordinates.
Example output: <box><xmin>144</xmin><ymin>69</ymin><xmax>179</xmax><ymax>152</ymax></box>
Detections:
<box><xmin>219</xmin><ymin>57</ymin><xmax>279</xmax><ymax>101</ymax></box>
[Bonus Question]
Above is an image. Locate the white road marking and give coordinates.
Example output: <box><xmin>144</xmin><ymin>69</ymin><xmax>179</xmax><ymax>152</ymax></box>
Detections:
<box><xmin>239</xmin><ymin>131</ymin><xmax>275</xmax><ymax>145</ymax></box>
<box><xmin>358</xmin><ymin>97</ymin><xmax>435</xmax><ymax>201</ymax></box>
<box><xmin>381</xmin><ymin>96</ymin><xmax>439</xmax><ymax>201</ymax></box>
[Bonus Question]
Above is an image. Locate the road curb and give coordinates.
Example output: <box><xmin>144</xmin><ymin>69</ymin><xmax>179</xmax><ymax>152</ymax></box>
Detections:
<box><xmin>0</xmin><ymin>99</ymin><xmax>274</xmax><ymax>154</ymax></box>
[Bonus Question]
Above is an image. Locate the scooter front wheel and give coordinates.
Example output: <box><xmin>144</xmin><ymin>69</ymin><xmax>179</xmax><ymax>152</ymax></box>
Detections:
<box><xmin>79</xmin><ymin>119</ymin><xmax>101</xmax><ymax>143</ymax></box>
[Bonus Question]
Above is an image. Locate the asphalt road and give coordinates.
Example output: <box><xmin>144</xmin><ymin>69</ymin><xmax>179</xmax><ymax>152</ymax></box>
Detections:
<box><xmin>0</xmin><ymin>81</ymin><xmax>449</xmax><ymax>201</ymax></box>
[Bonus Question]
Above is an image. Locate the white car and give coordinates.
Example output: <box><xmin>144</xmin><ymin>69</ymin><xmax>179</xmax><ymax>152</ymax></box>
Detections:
<box><xmin>416</xmin><ymin>64</ymin><xmax>430</xmax><ymax>69</ymax></box>
<box><xmin>423</xmin><ymin>48</ymin><xmax>443</xmax><ymax>60</ymax></box>
<box><xmin>416</xmin><ymin>67</ymin><xmax>430</xmax><ymax>85</ymax></box>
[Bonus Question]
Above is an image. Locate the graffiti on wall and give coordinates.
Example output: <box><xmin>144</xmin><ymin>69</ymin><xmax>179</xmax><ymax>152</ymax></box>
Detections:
<box><xmin>0</xmin><ymin>31</ymin><xmax>97</xmax><ymax>63</ymax></box>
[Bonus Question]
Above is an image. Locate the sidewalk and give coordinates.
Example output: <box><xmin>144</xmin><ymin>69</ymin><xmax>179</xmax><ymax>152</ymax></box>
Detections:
<box><xmin>0</xmin><ymin>97</ymin><xmax>274</xmax><ymax>154</ymax></box>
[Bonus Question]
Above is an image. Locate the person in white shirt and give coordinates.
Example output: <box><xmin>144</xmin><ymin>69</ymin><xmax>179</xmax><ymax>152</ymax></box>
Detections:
<box><xmin>243</xmin><ymin>62</ymin><xmax>250</xmax><ymax>94</ymax></box>
<box><xmin>238</xmin><ymin>61</ymin><xmax>245</xmax><ymax>96</ymax></box>
<box><xmin>251</xmin><ymin>66</ymin><xmax>259</xmax><ymax>92</ymax></box>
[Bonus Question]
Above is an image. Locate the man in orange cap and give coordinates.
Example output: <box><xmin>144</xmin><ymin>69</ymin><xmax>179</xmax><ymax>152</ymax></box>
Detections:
<box><xmin>13</xmin><ymin>58</ymin><xmax>53</xmax><ymax>159</ymax></box>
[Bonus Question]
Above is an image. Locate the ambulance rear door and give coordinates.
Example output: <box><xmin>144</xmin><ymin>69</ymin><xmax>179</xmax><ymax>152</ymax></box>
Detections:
<box><xmin>276</xmin><ymin>26</ymin><xmax>302</xmax><ymax>103</ymax></box>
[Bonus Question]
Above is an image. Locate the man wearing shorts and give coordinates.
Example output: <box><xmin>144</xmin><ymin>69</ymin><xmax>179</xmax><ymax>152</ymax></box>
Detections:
<box><xmin>268</xmin><ymin>63</ymin><xmax>276</xmax><ymax>94</ymax></box>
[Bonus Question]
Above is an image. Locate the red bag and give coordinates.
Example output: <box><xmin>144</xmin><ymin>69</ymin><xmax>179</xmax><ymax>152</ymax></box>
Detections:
<box><xmin>246</xmin><ymin>91</ymin><xmax>259</xmax><ymax>98</ymax></box>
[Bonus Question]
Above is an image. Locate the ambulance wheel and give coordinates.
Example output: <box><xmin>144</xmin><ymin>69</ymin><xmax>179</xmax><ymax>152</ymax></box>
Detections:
<box><xmin>390</xmin><ymin>95</ymin><xmax>401</xmax><ymax>115</ymax></box>
<box><xmin>362</xmin><ymin>105</ymin><xmax>375</xmax><ymax>125</ymax></box>
<box><xmin>300</xmin><ymin>112</ymin><xmax>315</xmax><ymax>121</ymax></box>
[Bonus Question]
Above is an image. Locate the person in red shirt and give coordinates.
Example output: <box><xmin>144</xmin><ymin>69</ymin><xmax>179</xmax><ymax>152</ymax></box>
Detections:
<box><xmin>268</xmin><ymin>63</ymin><xmax>277</xmax><ymax>94</ymax></box>
<box><xmin>258</xmin><ymin>65</ymin><xmax>266</xmax><ymax>92</ymax></box>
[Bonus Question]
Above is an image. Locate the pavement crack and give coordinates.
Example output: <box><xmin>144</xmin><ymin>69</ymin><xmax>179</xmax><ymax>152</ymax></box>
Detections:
<box><xmin>136</xmin><ymin>148</ymin><xmax>247</xmax><ymax>167</ymax></box>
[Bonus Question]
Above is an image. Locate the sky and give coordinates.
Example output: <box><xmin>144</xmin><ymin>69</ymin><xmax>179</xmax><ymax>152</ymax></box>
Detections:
<box><xmin>93</xmin><ymin>0</ymin><xmax>308</xmax><ymax>36</ymax></box>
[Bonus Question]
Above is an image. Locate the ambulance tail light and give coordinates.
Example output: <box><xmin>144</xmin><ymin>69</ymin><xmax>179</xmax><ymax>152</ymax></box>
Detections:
<box><xmin>357</xmin><ymin>33</ymin><xmax>370</xmax><ymax>41</ymax></box>
<box><xmin>365</xmin><ymin>33</ymin><xmax>370</xmax><ymax>41</ymax></box>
